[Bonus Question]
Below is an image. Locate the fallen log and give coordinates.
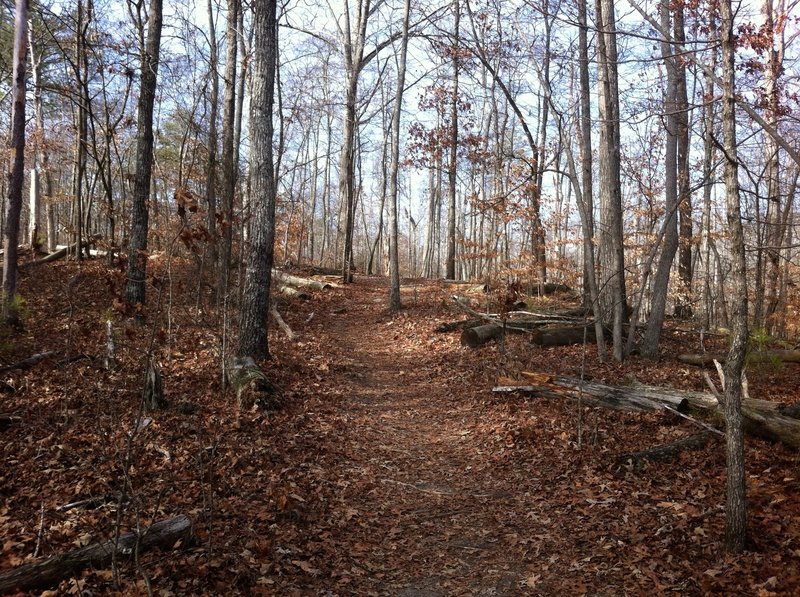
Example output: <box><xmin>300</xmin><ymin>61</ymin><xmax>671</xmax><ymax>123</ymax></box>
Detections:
<box><xmin>493</xmin><ymin>376</ymin><xmax>688</xmax><ymax>412</ymax></box>
<box><xmin>0</xmin><ymin>515</ymin><xmax>193</xmax><ymax>594</ymax></box>
<box><xmin>679</xmin><ymin>350</ymin><xmax>800</xmax><ymax>367</ymax></box>
<box><xmin>32</xmin><ymin>235</ymin><xmax>102</xmax><ymax>265</ymax></box>
<box><xmin>0</xmin><ymin>351</ymin><xmax>57</xmax><ymax>373</ymax></box>
<box><xmin>272</xmin><ymin>269</ymin><xmax>331</xmax><ymax>291</ymax></box>
<box><xmin>461</xmin><ymin>324</ymin><xmax>504</xmax><ymax>348</ymax></box>
<box><xmin>615</xmin><ymin>432</ymin><xmax>714</xmax><ymax>469</ymax></box>
<box><xmin>494</xmin><ymin>374</ymin><xmax>800</xmax><ymax>450</ymax></box>
<box><xmin>530</xmin><ymin>325</ymin><xmax>608</xmax><ymax>346</ymax></box>
<box><xmin>279</xmin><ymin>285</ymin><xmax>311</xmax><ymax>300</ymax></box>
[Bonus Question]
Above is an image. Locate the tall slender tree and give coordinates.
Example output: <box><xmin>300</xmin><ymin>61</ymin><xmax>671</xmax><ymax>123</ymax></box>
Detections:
<box><xmin>125</xmin><ymin>0</ymin><xmax>163</xmax><ymax>309</ymax></box>
<box><xmin>388</xmin><ymin>0</ymin><xmax>411</xmax><ymax>311</ymax></box>
<box><xmin>237</xmin><ymin>0</ymin><xmax>278</xmax><ymax>358</ymax></box>
<box><xmin>595</xmin><ymin>0</ymin><xmax>626</xmax><ymax>361</ymax></box>
<box><xmin>719</xmin><ymin>0</ymin><xmax>748</xmax><ymax>553</ymax></box>
<box><xmin>2</xmin><ymin>0</ymin><xmax>28</xmax><ymax>325</ymax></box>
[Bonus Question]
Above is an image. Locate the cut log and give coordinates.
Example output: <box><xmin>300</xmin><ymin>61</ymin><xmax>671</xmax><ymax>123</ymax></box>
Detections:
<box><xmin>678</xmin><ymin>350</ymin><xmax>800</xmax><ymax>367</ymax></box>
<box><xmin>279</xmin><ymin>285</ymin><xmax>311</xmax><ymax>300</ymax></box>
<box><xmin>494</xmin><ymin>374</ymin><xmax>800</xmax><ymax>450</ymax></box>
<box><xmin>530</xmin><ymin>325</ymin><xmax>609</xmax><ymax>346</ymax></box>
<box><xmin>272</xmin><ymin>269</ymin><xmax>331</xmax><ymax>291</ymax></box>
<box><xmin>615</xmin><ymin>432</ymin><xmax>714</xmax><ymax>469</ymax></box>
<box><xmin>226</xmin><ymin>356</ymin><xmax>279</xmax><ymax>410</ymax></box>
<box><xmin>461</xmin><ymin>324</ymin><xmax>504</xmax><ymax>348</ymax></box>
<box><xmin>0</xmin><ymin>515</ymin><xmax>193</xmax><ymax>594</ymax></box>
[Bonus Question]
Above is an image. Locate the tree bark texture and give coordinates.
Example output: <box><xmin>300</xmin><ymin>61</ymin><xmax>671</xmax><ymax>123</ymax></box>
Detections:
<box><xmin>720</xmin><ymin>0</ymin><xmax>749</xmax><ymax>551</ymax></box>
<box><xmin>125</xmin><ymin>0</ymin><xmax>163</xmax><ymax>309</ymax></box>
<box><xmin>595</xmin><ymin>0</ymin><xmax>627</xmax><ymax>361</ymax></box>
<box><xmin>2</xmin><ymin>0</ymin><xmax>28</xmax><ymax>325</ymax></box>
<box><xmin>237</xmin><ymin>0</ymin><xmax>277</xmax><ymax>359</ymax></box>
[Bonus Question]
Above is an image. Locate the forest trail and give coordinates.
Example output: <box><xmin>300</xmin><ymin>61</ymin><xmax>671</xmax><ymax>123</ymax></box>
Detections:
<box><xmin>313</xmin><ymin>280</ymin><xmax>531</xmax><ymax>594</ymax></box>
<box><xmin>277</xmin><ymin>277</ymin><xmax>576</xmax><ymax>595</ymax></box>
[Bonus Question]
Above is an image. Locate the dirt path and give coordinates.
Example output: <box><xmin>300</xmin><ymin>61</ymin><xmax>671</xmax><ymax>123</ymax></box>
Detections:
<box><xmin>284</xmin><ymin>279</ymin><xmax>549</xmax><ymax>595</ymax></box>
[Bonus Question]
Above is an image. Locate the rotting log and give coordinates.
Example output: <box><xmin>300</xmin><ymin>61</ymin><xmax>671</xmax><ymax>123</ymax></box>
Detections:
<box><xmin>493</xmin><ymin>376</ymin><xmax>688</xmax><ymax>412</ymax></box>
<box><xmin>279</xmin><ymin>285</ymin><xmax>311</xmax><ymax>301</ymax></box>
<box><xmin>615</xmin><ymin>432</ymin><xmax>714</xmax><ymax>469</ymax></box>
<box><xmin>226</xmin><ymin>356</ymin><xmax>279</xmax><ymax>410</ymax></box>
<box><xmin>678</xmin><ymin>350</ymin><xmax>800</xmax><ymax>367</ymax></box>
<box><xmin>494</xmin><ymin>374</ymin><xmax>800</xmax><ymax>450</ymax></box>
<box><xmin>0</xmin><ymin>351</ymin><xmax>57</xmax><ymax>373</ymax></box>
<box><xmin>272</xmin><ymin>269</ymin><xmax>331</xmax><ymax>291</ymax></box>
<box><xmin>0</xmin><ymin>515</ymin><xmax>193</xmax><ymax>594</ymax></box>
<box><xmin>461</xmin><ymin>324</ymin><xmax>504</xmax><ymax>348</ymax></box>
<box><xmin>530</xmin><ymin>325</ymin><xmax>609</xmax><ymax>346</ymax></box>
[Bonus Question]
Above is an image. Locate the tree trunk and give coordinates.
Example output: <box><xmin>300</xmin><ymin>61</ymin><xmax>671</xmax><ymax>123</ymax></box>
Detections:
<box><xmin>125</xmin><ymin>0</ymin><xmax>163</xmax><ymax>310</ymax></box>
<box><xmin>204</xmin><ymin>0</ymin><xmax>220</xmax><ymax>269</ymax></box>
<box><xmin>641</xmin><ymin>0</ymin><xmax>680</xmax><ymax>359</ymax></box>
<box><xmin>388</xmin><ymin>0</ymin><xmax>411</xmax><ymax>311</ymax></box>
<box><xmin>218</xmin><ymin>0</ymin><xmax>239</xmax><ymax>300</ymax></box>
<box><xmin>595</xmin><ymin>0</ymin><xmax>626</xmax><ymax>361</ymax></box>
<box><xmin>674</xmin><ymin>5</ymin><xmax>693</xmax><ymax>319</ymax></box>
<box><xmin>719</xmin><ymin>0</ymin><xmax>748</xmax><ymax>552</ymax></box>
<box><xmin>445</xmin><ymin>0</ymin><xmax>460</xmax><ymax>281</ymax></box>
<box><xmin>237</xmin><ymin>0</ymin><xmax>277</xmax><ymax>359</ymax></box>
<box><xmin>2</xmin><ymin>0</ymin><xmax>28</xmax><ymax>326</ymax></box>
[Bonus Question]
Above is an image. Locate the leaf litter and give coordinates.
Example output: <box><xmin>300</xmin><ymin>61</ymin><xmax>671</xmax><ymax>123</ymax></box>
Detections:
<box><xmin>0</xmin><ymin>261</ymin><xmax>799</xmax><ymax>594</ymax></box>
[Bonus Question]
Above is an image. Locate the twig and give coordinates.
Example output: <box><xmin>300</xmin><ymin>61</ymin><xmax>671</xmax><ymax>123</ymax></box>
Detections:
<box><xmin>33</xmin><ymin>502</ymin><xmax>45</xmax><ymax>558</ymax></box>
<box><xmin>662</xmin><ymin>405</ymin><xmax>725</xmax><ymax>436</ymax></box>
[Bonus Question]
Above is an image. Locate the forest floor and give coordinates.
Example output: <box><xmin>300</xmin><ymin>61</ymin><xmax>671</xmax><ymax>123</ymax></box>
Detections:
<box><xmin>2</xmin><ymin>257</ymin><xmax>800</xmax><ymax>595</ymax></box>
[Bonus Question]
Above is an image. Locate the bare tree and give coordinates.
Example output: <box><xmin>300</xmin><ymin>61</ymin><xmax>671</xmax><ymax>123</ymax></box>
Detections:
<box><xmin>388</xmin><ymin>0</ymin><xmax>411</xmax><ymax>311</ymax></box>
<box><xmin>595</xmin><ymin>0</ymin><xmax>626</xmax><ymax>361</ymax></box>
<box><xmin>2</xmin><ymin>0</ymin><xmax>28</xmax><ymax>325</ymax></box>
<box><xmin>719</xmin><ymin>0</ymin><xmax>748</xmax><ymax>553</ymax></box>
<box><xmin>125</xmin><ymin>0</ymin><xmax>163</xmax><ymax>309</ymax></box>
<box><xmin>237</xmin><ymin>0</ymin><xmax>277</xmax><ymax>358</ymax></box>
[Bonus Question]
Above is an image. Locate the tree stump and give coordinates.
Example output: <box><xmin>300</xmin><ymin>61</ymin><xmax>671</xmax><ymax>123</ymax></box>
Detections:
<box><xmin>227</xmin><ymin>356</ymin><xmax>279</xmax><ymax>410</ymax></box>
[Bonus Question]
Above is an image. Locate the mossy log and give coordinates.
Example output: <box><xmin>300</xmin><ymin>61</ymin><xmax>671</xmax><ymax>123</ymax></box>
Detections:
<box><xmin>0</xmin><ymin>515</ymin><xmax>193</xmax><ymax>594</ymax></box>
<box><xmin>227</xmin><ymin>356</ymin><xmax>279</xmax><ymax>410</ymax></box>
